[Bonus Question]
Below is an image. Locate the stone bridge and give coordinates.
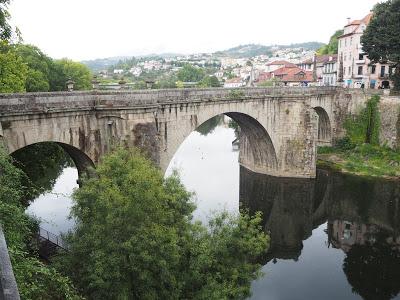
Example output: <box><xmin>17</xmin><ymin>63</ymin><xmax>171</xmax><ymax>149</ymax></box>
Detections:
<box><xmin>0</xmin><ymin>87</ymin><xmax>373</xmax><ymax>179</ymax></box>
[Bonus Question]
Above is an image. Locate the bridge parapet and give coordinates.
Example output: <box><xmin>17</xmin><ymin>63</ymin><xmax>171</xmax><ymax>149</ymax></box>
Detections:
<box><xmin>0</xmin><ymin>87</ymin><xmax>341</xmax><ymax>115</ymax></box>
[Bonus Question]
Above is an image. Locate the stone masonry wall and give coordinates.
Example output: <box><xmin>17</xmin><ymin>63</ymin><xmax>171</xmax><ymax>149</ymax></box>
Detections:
<box><xmin>379</xmin><ymin>96</ymin><xmax>400</xmax><ymax>150</ymax></box>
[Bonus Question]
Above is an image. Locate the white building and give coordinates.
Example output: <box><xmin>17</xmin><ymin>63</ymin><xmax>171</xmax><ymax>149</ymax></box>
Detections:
<box><xmin>337</xmin><ymin>13</ymin><xmax>393</xmax><ymax>89</ymax></box>
<box><xmin>224</xmin><ymin>77</ymin><xmax>245</xmax><ymax>88</ymax></box>
<box><xmin>322</xmin><ymin>56</ymin><xmax>338</xmax><ymax>86</ymax></box>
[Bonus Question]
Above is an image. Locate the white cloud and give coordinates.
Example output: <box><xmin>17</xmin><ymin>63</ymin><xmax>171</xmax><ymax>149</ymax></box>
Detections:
<box><xmin>9</xmin><ymin>0</ymin><xmax>380</xmax><ymax>60</ymax></box>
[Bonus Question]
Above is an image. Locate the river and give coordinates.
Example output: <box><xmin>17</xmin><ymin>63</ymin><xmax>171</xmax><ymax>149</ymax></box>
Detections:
<box><xmin>21</xmin><ymin>116</ymin><xmax>400</xmax><ymax>300</ymax></box>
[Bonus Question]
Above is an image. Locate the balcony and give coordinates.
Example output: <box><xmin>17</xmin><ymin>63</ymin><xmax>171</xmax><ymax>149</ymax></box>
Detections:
<box><xmin>355</xmin><ymin>59</ymin><xmax>365</xmax><ymax>64</ymax></box>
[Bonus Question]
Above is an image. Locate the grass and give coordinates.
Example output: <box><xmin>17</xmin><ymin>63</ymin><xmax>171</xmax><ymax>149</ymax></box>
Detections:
<box><xmin>317</xmin><ymin>144</ymin><xmax>400</xmax><ymax>179</ymax></box>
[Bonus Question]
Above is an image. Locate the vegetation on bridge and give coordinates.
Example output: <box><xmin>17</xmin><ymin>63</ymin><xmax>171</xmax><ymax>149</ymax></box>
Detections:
<box><xmin>318</xmin><ymin>95</ymin><xmax>400</xmax><ymax>179</ymax></box>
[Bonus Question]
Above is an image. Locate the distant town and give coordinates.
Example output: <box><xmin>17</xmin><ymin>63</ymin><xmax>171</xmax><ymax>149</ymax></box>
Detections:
<box><xmin>83</xmin><ymin>13</ymin><xmax>392</xmax><ymax>91</ymax></box>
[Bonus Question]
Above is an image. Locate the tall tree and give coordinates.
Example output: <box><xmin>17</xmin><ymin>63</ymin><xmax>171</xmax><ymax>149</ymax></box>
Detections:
<box><xmin>317</xmin><ymin>30</ymin><xmax>344</xmax><ymax>55</ymax></box>
<box><xmin>0</xmin><ymin>0</ymin><xmax>12</xmax><ymax>41</ymax></box>
<box><xmin>57</xmin><ymin>148</ymin><xmax>269</xmax><ymax>299</ymax></box>
<box><xmin>50</xmin><ymin>58</ymin><xmax>92</xmax><ymax>91</ymax></box>
<box><xmin>0</xmin><ymin>42</ymin><xmax>27</xmax><ymax>93</ymax></box>
<box><xmin>177</xmin><ymin>64</ymin><xmax>205</xmax><ymax>82</ymax></box>
<box><xmin>14</xmin><ymin>44</ymin><xmax>54</xmax><ymax>92</ymax></box>
<box><xmin>362</xmin><ymin>0</ymin><xmax>400</xmax><ymax>90</ymax></box>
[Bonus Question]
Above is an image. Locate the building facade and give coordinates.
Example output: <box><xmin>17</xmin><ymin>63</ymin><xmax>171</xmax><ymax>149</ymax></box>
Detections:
<box><xmin>337</xmin><ymin>13</ymin><xmax>393</xmax><ymax>89</ymax></box>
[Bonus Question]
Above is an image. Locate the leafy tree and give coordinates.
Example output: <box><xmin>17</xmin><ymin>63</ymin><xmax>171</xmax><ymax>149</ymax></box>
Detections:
<box><xmin>362</xmin><ymin>0</ymin><xmax>400</xmax><ymax>90</ymax></box>
<box><xmin>177</xmin><ymin>64</ymin><xmax>205</xmax><ymax>82</ymax></box>
<box><xmin>317</xmin><ymin>30</ymin><xmax>343</xmax><ymax>55</ymax></box>
<box><xmin>0</xmin><ymin>146</ymin><xmax>82</xmax><ymax>299</ymax></box>
<box><xmin>0</xmin><ymin>42</ymin><xmax>27</xmax><ymax>93</ymax></box>
<box><xmin>57</xmin><ymin>148</ymin><xmax>269</xmax><ymax>299</ymax></box>
<box><xmin>14</xmin><ymin>44</ymin><xmax>54</xmax><ymax>92</ymax></box>
<box><xmin>50</xmin><ymin>58</ymin><xmax>92</xmax><ymax>91</ymax></box>
<box><xmin>198</xmin><ymin>75</ymin><xmax>220</xmax><ymax>88</ymax></box>
<box><xmin>0</xmin><ymin>0</ymin><xmax>12</xmax><ymax>41</ymax></box>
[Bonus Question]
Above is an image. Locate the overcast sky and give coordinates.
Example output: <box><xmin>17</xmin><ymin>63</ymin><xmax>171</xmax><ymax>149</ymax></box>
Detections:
<box><xmin>9</xmin><ymin>0</ymin><xmax>381</xmax><ymax>61</ymax></box>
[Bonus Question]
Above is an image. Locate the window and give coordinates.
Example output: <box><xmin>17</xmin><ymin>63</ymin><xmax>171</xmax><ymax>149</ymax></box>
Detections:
<box><xmin>371</xmin><ymin>65</ymin><xmax>376</xmax><ymax>74</ymax></box>
<box><xmin>350</xmin><ymin>37</ymin><xmax>353</xmax><ymax>45</ymax></box>
<box><xmin>349</xmin><ymin>67</ymin><xmax>352</xmax><ymax>75</ymax></box>
<box><xmin>359</xmin><ymin>53</ymin><xmax>364</xmax><ymax>60</ymax></box>
<box><xmin>380</xmin><ymin>66</ymin><xmax>386</xmax><ymax>77</ymax></box>
<box><xmin>358</xmin><ymin>66</ymin><xmax>363</xmax><ymax>75</ymax></box>
<box><xmin>344</xmin><ymin>54</ymin><xmax>347</xmax><ymax>61</ymax></box>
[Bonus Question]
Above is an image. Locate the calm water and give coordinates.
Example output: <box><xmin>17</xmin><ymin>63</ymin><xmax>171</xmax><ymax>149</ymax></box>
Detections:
<box><xmin>25</xmin><ymin>117</ymin><xmax>400</xmax><ymax>300</ymax></box>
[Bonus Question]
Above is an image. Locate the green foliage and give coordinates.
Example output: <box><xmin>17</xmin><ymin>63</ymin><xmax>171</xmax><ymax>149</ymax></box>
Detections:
<box><xmin>318</xmin><ymin>95</ymin><xmax>400</xmax><ymax>178</ymax></box>
<box><xmin>57</xmin><ymin>148</ymin><xmax>268</xmax><ymax>299</ymax></box>
<box><xmin>344</xmin><ymin>95</ymin><xmax>380</xmax><ymax>145</ymax></box>
<box><xmin>257</xmin><ymin>77</ymin><xmax>281</xmax><ymax>87</ymax></box>
<box><xmin>317</xmin><ymin>30</ymin><xmax>343</xmax><ymax>55</ymax></box>
<box><xmin>12</xmin><ymin>142</ymin><xmax>73</xmax><ymax>206</ymax></box>
<box><xmin>14</xmin><ymin>44</ymin><xmax>54</xmax><ymax>92</ymax></box>
<box><xmin>51</xmin><ymin>58</ymin><xmax>92</xmax><ymax>91</ymax></box>
<box><xmin>0</xmin><ymin>42</ymin><xmax>27</xmax><ymax>93</ymax></box>
<box><xmin>198</xmin><ymin>75</ymin><xmax>220</xmax><ymax>87</ymax></box>
<box><xmin>341</xmin><ymin>144</ymin><xmax>400</xmax><ymax>178</ymax></box>
<box><xmin>0</xmin><ymin>146</ymin><xmax>82</xmax><ymax>299</ymax></box>
<box><xmin>177</xmin><ymin>64</ymin><xmax>205</xmax><ymax>82</ymax></box>
<box><xmin>336</xmin><ymin>136</ymin><xmax>356</xmax><ymax>151</ymax></box>
<box><xmin>362</xmin><ymin>0</ymin><xmax>400</xmax><ymax>90</ymax></box>
<box><xmin>196</xmin><ymin>115</ymin><xmax>224</xmax><ymax>136</ymax></box>
<box><xmin>0</xmin><ymin>0</ymin><xmax>12</xmax><ymax>41</ymax></box>
<box><xmin>228</xmin><ymin>89</ymin><xmax>245</xmax><ymax>99</ymax></box>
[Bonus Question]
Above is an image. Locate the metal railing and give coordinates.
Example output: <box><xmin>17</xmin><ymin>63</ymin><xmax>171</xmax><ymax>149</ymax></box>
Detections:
<box><xmin>37</xmin><ymin>227</ymin><xmax>68</xmax><ymax>251</ymax></box>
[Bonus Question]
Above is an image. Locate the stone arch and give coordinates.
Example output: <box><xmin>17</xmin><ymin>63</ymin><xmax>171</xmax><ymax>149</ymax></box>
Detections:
<box><xmin>167</xmin><ymin>112</ymin><xmax>278</xmax><ymax>175</ymax></box>
<box><xmin>10</xmin><ymin>141</ymin><xmax>95</xmax><ymax>181</ymax></box>
<box><xmin>313</xmin><ymin>106</ymin><xmax>332</xmax><ymax>146</ymax></box>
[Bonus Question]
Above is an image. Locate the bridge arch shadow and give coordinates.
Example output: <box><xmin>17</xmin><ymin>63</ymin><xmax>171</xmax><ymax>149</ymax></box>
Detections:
<box><xmin>313</xmin><ymin>106</ymin><xmax>332</xmax><ymax>146</ymax></box>
<box><xmin>168</xmin><ymin>112</ymin><xmax>278</xmax><ymax>174</ymax></box>
<box><xmin>11</xmin><ymin>142</ymin><xmax>95</xmax><ymax>182</ymax></box>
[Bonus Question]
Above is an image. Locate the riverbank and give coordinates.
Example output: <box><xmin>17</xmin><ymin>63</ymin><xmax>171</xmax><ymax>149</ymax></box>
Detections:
<box><xmin>317</xmin><ymin>144</ymin><xmax>400</xmax><ymax>180</ymax></box>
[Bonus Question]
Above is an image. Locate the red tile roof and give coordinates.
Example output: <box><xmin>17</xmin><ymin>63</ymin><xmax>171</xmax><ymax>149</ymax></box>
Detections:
<box><xmin>300</xmin><ymin>54</ymin><xmax>338</xmax><ymax>65</ymax></box>
<box><xmin>341</xmin><ymin>13</ymin><xmax>373</xmax><ymax>37</ymax></box>
<box><xmin>258</xmin><ymin>67</ymin><xmax>314</xmax><ymax>83</ymax></box>
<box><xmin>266</xmin><ymin>60</ymin><xmax>298</xmax><ymax>68</ymax></box>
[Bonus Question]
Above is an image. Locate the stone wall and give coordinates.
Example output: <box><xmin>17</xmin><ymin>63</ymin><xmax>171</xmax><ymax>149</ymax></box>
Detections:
<box><xmin>379</xmin><ymin>96</ymin><xmax>400</xmax><ymax>149</ymax></box>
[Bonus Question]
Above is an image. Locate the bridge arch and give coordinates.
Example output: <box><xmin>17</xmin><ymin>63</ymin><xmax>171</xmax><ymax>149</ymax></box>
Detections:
<box><xmin>313</xmin><ymin>106</ymin><xmax>332</xmax><ymax>146</ymax></box>
<box><xmin>10</xmin><ymin>141</ymin><xmax>95</xmax><ymax>181</ymax></box>
<box><xmin>166</xmin><ymin>112</ymin><xmax>278</xmax><ymax>175</ymax></box>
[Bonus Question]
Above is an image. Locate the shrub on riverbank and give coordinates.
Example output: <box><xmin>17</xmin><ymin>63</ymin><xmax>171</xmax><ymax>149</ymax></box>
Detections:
<box><xmin>56</xmin><ymin>148</ymin><xmax>269</xmax><ymax>299</ymax></box>
<box><xmin>0</xmin><ymin>147</ymin><xmax>83</xmax><ymax>299</ymax></box>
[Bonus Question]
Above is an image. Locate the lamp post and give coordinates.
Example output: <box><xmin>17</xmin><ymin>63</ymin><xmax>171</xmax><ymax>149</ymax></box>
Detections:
<box><xmin>118</xmin><ymin>77</ymin><xmax>127</xmax><ymax>89</ymax></box>
<box><xmin>145</xmin><ymin>80</ymin><xmax>155</xmax><ymax>89</ymax></box>
<box><xmin>92</xmin><ymin>75</ymin><xmax>100</xmax><ymax>90</ymax></box>
<box><xmin>66</xmin><ymin>78</ymin><xmax>75</xmax><ymax>91</ymax></box>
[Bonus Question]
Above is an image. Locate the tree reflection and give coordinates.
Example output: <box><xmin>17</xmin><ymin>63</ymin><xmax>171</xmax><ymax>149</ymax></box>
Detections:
<box><xmin>343</xmin><ymin>239</ymin><xmax>400</xmax><ymax>300</ymax></box>
<box><xmin>240</xmin><ymin>165</ymin><xmax>400</xmax><ymax>299</ymax></box>
<box><xmin>12</xmin><ymin>142</ymin><xmax>73</xmax><ymax>206</ymax></box>
<box><xmin>196</xmin><ymin>115</ymin><xmax>224</xmax><ymax>136</ymax></box>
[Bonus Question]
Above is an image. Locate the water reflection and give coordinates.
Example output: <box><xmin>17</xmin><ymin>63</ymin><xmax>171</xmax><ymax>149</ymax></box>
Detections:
<box><xmin>240</xmin><ymin>167</ymin><xmax>400</xmax><ymax>300</ymax></box>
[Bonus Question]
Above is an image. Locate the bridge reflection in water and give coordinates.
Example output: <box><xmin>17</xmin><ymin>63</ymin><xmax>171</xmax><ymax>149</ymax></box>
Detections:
<box><xmin>240</xmin><ymin>167</ymin><xmax>400</xmax><ymax>300</ymax></box>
